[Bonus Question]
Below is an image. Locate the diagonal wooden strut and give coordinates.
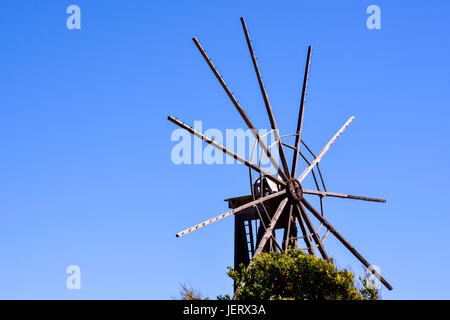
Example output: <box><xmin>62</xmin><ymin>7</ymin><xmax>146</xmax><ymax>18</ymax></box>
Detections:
<box><xmin>176</xmin><ymin>190</ymin><xmax>287</xmax><ymax>238</ymax></box>
<box><xmin>291</xmin><ymin>45</ymin><xmax>312</xmax><ymax>178</ymax></box>
<box><xmin>302</xmin><ymin>190</ymin><xmax>386</xmax><ymax>203</ymax></box>
<box><xmin>301</xmin><ymin>198</ymin><xmax>393</xmax><ymax>290</ymax></box>
<box><xmin>168</xmin><ymin>116</ymin><xmax>285</xmax><ymax>187</ymax></box>
<box><xmin>254</xmin><ymin>197</ymin><xmax>289</xmax><ymax>256</ymax></box>
<box><xmin>240</xmin><ymin>17</ymin><xmax>290</xmax><ymax>177</ymax></box>
<box><xmin>290</xmin><ymin>202</ymin><xmax>315</xmax><ymax>255</ymax></box>
<box><xmin>298</xmin><ymin>116</ymin><xmax>355</xmax><ymax>183</ymax></box>
<box><xmin>295</xmin><ymin>202</ymin><xmax>328</xmax><ymax>260</ymax></box>
<box><xmin>192</xmin><ymin>37</ymin><xmax>288</xmax><ymax>182</ymax></box>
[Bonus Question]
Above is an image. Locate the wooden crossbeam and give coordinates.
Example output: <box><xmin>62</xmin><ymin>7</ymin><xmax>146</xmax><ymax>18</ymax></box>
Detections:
<box><xmin>302</xmin><ymin>189</ymin><xmax>386</xmax><ymax>203</ymax></box>
<box><xmin>176</xmin><ymin>190</ymin><xmax>287</xmax><ymax>238</ymax></box>
<box><xmin>298</xmin><ymin>116</ymin><xmax>354</xmax><ymax>183</ymax></box>
<box><xmin>301</xmin><ymin>198</ymin><xmax>393</xmax><ymax>290</ymax></box>
<box><xmin>192</xmin><ymin>37</ymin><xmax>288</xmax><ymax>182</ymax></box>
<box><xmin>168</xmin><ymin>116</ymin><xmax>285</xmax><ymax>187</ymax></box>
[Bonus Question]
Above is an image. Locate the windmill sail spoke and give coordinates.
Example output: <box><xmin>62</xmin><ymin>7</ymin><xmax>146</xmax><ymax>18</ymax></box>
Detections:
<box><xmin>301</xmin><ymin>198</ymin><xmax>393</xmax><ymax>290</ymax></box>
<box><xmin>240</xmin><ymin>17</ymin><xmax>290</xmax><ymax>177</ymax></box>
<box><xmin>254</xmin><ymin>197</ymin><xmax>289</xmax><ymax>256</ymax></box>
<box><xmin>295</xmin><ymin>203</ymin><xmax>328</xmax><ymax>260</ymax></box>
<box><xmin>291</xmin><ymin>46</ymin><xmax>312</xmax><ymax>178</ymax></box>
<box><xmin>298</xmin><ymin>116</ymin><xmax>355</xmax><ymax>183</ymax></box>
<box><xmin>303</xmin><ymin>189</ymin><xmax>386</xmax><ymax>203</ymax></box>
<box><xmin>168</xmin><ymin>116</ymin><xmax>285</xmax><ymax>187</ymax></box>
<box><xmin>291</xmin><ymin>202</ymin><xmax>315</xmax><ymax>255</ymax></box>
<box><xmin>192</xmin><ymin>37</ymin><xmax>288</xmax><ymax>181</ymax></box>
<box><xmin>176</xmin><ymin>190</ymin><xmax>287</xmax><ymax>238</ymax></box>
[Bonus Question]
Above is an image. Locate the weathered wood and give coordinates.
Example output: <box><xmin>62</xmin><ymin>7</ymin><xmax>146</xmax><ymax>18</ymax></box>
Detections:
<box><xmin>292</xmin><ymin>203</ymin><xmax>315</xmax><ymax>255</ymax></box>
<box><xmin>302</xmin><ymin>189</ymin><xmax>386</xmax><ymax>203</ymax></box>
<box><xmin>301</xmin><ymin>140</ymin><xmax>327</xmax><ymax>191</ymax></box>
<box><xmin>298</xmin><ymin>116</ymin><xmax>355</xmax><ymax>183</ymax></box>
<box><xmin>192</xmin><ymin>37</ymin><xmax>288</xmax><ymax>182</ymax></box>
<box><xmin>254</xmin><ymin>198</ymin><xmax>289</xmax><ymax>256</ymax></box>
<box><xmin>168</xmin><ymin>116</ymin><xmax>285</xmax><ymax>187</ymax></box>
<box><xmin>295</xmin><ymin>203</ymin><xmax>328</xmax><ymax>260</ymax></box>
<box><xmin>176</xmin><ymin>189</ymin><xmax>287</xmax><ymax>237</ymax></box>
<box><xmin>301</xmin><ymin>198</ymin><xmax>393</xmax><ymax>290</ymax></box>
<box><xmin>291</xmin><ymin>46</ymin><xmax>312</xmax><ymax>178</ymax></box>
<box><xmin>240</xmin><ymin>17</ymin><xmax>291</xmax><ymax>177</ymax></box>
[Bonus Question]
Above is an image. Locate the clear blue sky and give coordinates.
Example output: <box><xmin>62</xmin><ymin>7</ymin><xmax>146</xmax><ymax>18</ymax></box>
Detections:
<box><xmin>0</xmin><ymin>1</ymin><xmax>449</xmax><ymax>299</ymax></box>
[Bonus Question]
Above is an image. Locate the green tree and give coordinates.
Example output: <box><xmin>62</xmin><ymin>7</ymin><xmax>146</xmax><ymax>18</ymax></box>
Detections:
<box><xmin>227</xmin><ymin>248</ymin><xmax>379</xmax><ymax>300</ymax></box>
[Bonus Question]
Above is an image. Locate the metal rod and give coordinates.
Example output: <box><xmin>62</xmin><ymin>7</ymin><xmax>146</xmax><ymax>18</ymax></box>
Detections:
<box><xmin>291</xmin><ymin>46</ymin><xmax>312</xmax><ymax>178</ymax></box>
<box><xmin>301</xmin><ymin>198</ymin><xmax>393</xmax><ymax>290</ymax></box>
<box><xmin>168</xmin><ymin>116</ymin><xmax>286</xmax><ymax>186</ymax></box>
<box><xmin>240</xmin><ymin>17</ymin><xmax>291</xmax><ymax>177</ymax></box>
<box><xmin>192</xmin><ymin>37</ymin><xmax>288</xmax><ymax>181</ymax></box>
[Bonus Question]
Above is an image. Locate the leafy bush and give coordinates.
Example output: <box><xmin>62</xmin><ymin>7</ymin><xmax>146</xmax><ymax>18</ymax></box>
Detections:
<box><xmin>227</xmin><ymin>248</ymin><xmax>379</xmax><ymax>300</ymax></box>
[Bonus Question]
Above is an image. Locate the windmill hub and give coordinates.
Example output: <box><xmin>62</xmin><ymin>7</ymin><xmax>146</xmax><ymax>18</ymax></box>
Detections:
<box><xmin>287</xmin><ymin>178</ymin><xmax>303</xmax><ymax>202</ymax></box>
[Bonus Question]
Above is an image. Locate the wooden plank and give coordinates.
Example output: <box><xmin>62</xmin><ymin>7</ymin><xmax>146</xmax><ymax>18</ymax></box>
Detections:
<box><xmin>295</xmin><ymin>203</ymin><xmax>328</xmax><ymax>260</ymax></box>
<box><xmin>302</xmin><ymin>189</ymin><xmax>386</xmax><ymax>203</ymax></box>
<box><xmin>240</xmin><ymin>17</ymin><xmax>291</xmax><ymax>177</ymax></box>
<box><xmin>298</xmin><ymin>116</ymin><xmax>354</xmax><ymax>183</ymax></box>
<box><xmin>192</xmin><ymin>37</ymin><xmax>288</xmax><ymax>182</ymax></box>
<box><xmin>176</xmin><ymin>189</ymin><xmax>287</xmax><ymax>237</ymax></box>
<box><xmin>291</xmin><ymin>46</ymin><xmax>312</xmax><ymax>178</ymax></box>
<box><xmin>168</xmin><ymin>116</ymin><xmax>285</xmax><ymax>187</ymax></box>
<box><xmin>254</xmin><ymin>198</ymin><xmax>289</xmax><ymax>256</ymax></box>
<box><xmin>301</xmin><ymin>198</ymin><xmax>393</xmax><ymax>290</ymax></box>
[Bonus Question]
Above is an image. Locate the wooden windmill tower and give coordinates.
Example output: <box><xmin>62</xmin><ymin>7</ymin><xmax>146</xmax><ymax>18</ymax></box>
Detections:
<box><xmin>168</xmin><ymin>17</ymin><xmax>392</xmax><ymax>291</ymax></box>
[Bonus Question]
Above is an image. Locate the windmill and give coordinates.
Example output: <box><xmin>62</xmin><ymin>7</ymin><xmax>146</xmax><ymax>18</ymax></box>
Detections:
<box><xmin>168</xmin><ymin>17</ymin><xmax>392</xmax><ymax>291</ymax></box>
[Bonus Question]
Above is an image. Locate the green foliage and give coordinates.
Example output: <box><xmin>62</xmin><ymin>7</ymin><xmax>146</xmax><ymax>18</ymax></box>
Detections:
<box><xmin>227</xmin><ymin>248</ymin><xmax>379</xmax><ymax>300</ymax></box>
<box><xmin>179</xmin><ymin>283</ymin><xmax>204</xmax><ymax>300</ymax></box>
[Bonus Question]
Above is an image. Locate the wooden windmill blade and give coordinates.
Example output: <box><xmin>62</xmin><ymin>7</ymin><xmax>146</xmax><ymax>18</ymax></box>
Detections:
<box><xmin>240</xmin><ymin>17</ymin><xmax>291</xmax><ymax>177</ymax></box>
<box><xmin>167</xmin><ymin>116</ymin><xmax>285</xmax><ymax>187</ymax></box>
<box><xmin>192</xmin><ymin>37</ymin><xmax>288</xmax><ymax>182</ymax></box>
<box><xmin>302</xmin><ymin>189</ymin><xmax>386</xmax><ymax>203</ymax></box>
<box><xmin>294</xmin><ymin>202</ymin><xmax>329</xmax><ymax>260</ymax></box>
<box><xmin>291</xmin><ymin>45</ymin><xmax>312</xmax><ymax>179</ymax></box>
<box><xmin>301</xmin><ymin>198</ymin><xmax>393</xmax><ymax>290</ymax></box>
<box><xmin>169</xmin><ymin>17</ymin><xmax>393</xmax><ymax>292</ymax></box>
<box><xmin>254</xmin><ymin>197</ymin><xmax>289</xmax><ymax>256</ymax></box>
<box><xmin>176</xmin><ymin>189</ymin><xmax>286</xmax><ymax>237</ymax></box>
<box><xmin>297</xmin><ymin>116</ymin><xmax>355</xmax><ymax>183</ymax></box>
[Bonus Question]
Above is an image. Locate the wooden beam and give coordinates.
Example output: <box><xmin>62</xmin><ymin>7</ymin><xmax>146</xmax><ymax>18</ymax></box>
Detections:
<box><xmin>168</xmin><ymin>116</ymin><xmax>285</xmax><ymax>187</ymax></box>
<box><xmin>176</xmin><ymin>190</ymin><xmax>287</xmax><ymax>237</ymax></box>
<box><xmin>298</xmin><ymin>116</ymin><xmax>354</xmax><ymax>183</ymax></box>
<box><xmin>302</xmin><ymin>189</ymin><xmax>386</xmax><ymax>203</ymax></box>
<box><xmin>295</xmin><ymin>203</ymin><xmax>328</xmax><ymax>260</ymax></box>
<box><xmin>240</xmin><ymin>17</ymin><xmax>291</xmax><ymax>177</ymax></box>
<box><xmin>291</xmin><ymin>46</ymin><xmax>312</xmax><ymax>178</ymax></box>
<box><xmin>301</xmin><ymin>198</ymin><xmax>393</xmax><ymax>290</ymax></box>
<box><xmin>192</xmin><ymin>37</ymin><xmax>288</xmax><ymax>181</ymax></box>
<box><xmin>254</xmin><ymin>198</ymin><xmax>289</xmax><ymax>256</ymax></box>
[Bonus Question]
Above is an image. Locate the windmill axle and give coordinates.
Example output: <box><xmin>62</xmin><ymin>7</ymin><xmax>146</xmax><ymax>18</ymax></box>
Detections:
<box><xmin>287</xmin><ymin>178</ymin><xmax>303</xmax><ymax>202</ymax></box>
